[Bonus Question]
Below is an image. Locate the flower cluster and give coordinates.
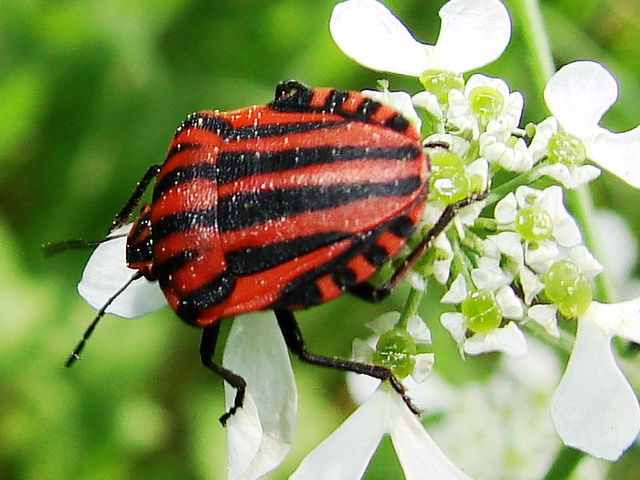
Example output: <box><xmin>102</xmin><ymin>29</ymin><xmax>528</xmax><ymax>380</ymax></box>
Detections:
<box><xmin>73</xmin><ymin>0</ymin><xmax>640</xmax><ymax>478</ymax></box>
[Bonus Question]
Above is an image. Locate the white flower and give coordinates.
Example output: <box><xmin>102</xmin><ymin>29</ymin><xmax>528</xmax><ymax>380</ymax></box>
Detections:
<box><xmin>77</xmin><ymin>224</ymin><xmax>167</xmax><ymax>317</ymax></box>
<box><xmin>529</xmin><ymin>117</ymin><xmax>602</xmax><ymax>188</ymax></box>
<box><xmin>353</xmin><ymin>312</ymin><xmax>435</xmax><ymax>390</ymax></box>
<box><xmin>290</xmin><ymin>383</ymin><xmax>474</xmax><ymax>480</ymax></box>
<box><xmin>448</xmin><ymin>74</ymin><xmax>524</xmax><ymax>139</ymax></box>
<box><xmin>494</xmin><ymin>185</ymin><xmax>582</xmax><ymax>272</ymax></box>
<box><xmin>440</xmin><ymin>274</ymin><xmax>526</xmax><ymax>357</ymax></box>
<box><xmin>551</xmin><ymin>298</ymin><xmax>640</xmax><ymax>461</ymax></box>
<box><xmin>542</xmin><ymin>60</ymin><xmax>640</xmax><ymax>188</ymax></box>
<box><xmin>223</xmin><ymin>312</ymin><xmax>297</xmax><ymax>480</ymax></box>
<box><xmin>330</xmin><ymin>0</ymin><xmax>511</xmax><ymax>76</ymax></box>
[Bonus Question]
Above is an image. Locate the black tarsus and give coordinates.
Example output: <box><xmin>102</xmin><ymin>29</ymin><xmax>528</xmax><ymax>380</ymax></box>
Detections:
<box><xmin>199</xmin><ymin>325</ymin><xmax>248</xmax><ymax>426</ymax></box>
<box><xmin>274</xmin><ymin>308</ymin><xmax>420</xmax><ymax>416</ymax></box>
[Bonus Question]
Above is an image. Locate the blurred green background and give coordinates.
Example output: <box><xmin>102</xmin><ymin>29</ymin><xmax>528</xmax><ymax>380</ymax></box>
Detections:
<box><xmin>2</xmin><ymin>0</ymin><xmax>640</xmax><ymax>479</ymax></box>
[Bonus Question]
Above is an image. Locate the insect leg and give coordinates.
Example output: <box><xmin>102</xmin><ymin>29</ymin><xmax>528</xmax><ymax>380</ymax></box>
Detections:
<box><xmin>348</xmin><ymin>192</ymin><xmax>488</xmax><ymax>303</ymax></box>
<box><xmin>199</xmin><ymin>324</ymin><xmax>247</xmax><ymax>426</ymax></box>
<box><xmin>274</xmin><ymin>308</ymin><xmax>420</xmax><ymax>415</ymax></box>
<box><xmin>110</xmin><ymin>164</ymin><xmax>162</xmax><ymax>232</ymax></box>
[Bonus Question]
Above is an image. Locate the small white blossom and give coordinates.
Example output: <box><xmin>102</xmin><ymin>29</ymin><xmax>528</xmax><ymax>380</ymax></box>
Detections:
<box><xmin>551</xmin><ymin>299</ymin><xmax>640</xmax><ymax>461</ymax></box>
<box><xmin>354</xmin><ymin>312</ymin><xmax>435</xmax><ymax>385</ymax></box>
<box><xmin>290</xmin><ymin>383</ymin><xmax>474</xmax><ymax>480</ymax></box>
<box><xmin>530</xmin><ymin>117</ymin><xmax>602</xmax><ymax>188</ymax></box>
<box><xmin>542</xmin><ymin>60</ymin><xmax>640</xmax><ymax>188</ymax></box>
<box><xmin>494</xmin><ymin>185</ymin><xmax>582</xmax><ymax>273</ymax></box>
<box><xmin>441</xmin><ymin>274</ymin><xmax>526</xmax><ymax>357</ymax></box>
<box><xmin>448</xmin><ymin>74</ymin><xmax>524</xmax><ymax>140</ymax></box>
<box><xmin>330</xmin><ymin>0</ymin><xmax>511</xmax><ymax>77</ymax></box>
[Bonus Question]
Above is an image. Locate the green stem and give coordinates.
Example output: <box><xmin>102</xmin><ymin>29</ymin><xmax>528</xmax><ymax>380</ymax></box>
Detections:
<box><xmin>541</xmin><ymin>447</ymin><xmax>585</xmax><ymax>480</ymax></box>
<box><xmin>507</xmin><ymin>0</ymin><xmax>555</xmax><ymax>88</ymax></box>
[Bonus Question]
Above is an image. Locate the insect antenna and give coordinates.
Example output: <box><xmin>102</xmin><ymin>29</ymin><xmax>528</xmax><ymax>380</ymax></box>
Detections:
<box><xmin>42</xmin><ymin>234</ymin><xmax>127</xmax><ymax>258</ymax></box>
<box><xmin>65</xmin><ymin>271</ymin><xmax>143</xmax><ymax>368</ymax></box>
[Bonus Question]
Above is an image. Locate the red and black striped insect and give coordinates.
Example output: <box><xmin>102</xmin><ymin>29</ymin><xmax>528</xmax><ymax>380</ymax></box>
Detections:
<box><xmin>57</xmin><ymin>80</ymin><xmax>470</xmax><ymax>424</ymax></box>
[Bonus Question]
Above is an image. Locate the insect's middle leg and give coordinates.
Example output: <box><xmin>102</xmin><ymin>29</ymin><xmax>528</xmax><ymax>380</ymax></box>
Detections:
<box><xmin>274</xmin><ymin>308</ymin><xmax>420</xmax><ymax>415</ymax></box>
<box><xmin>200</xmin><ymin>324</ymin><xmax>247</xmax><ymax>426</ymax></box>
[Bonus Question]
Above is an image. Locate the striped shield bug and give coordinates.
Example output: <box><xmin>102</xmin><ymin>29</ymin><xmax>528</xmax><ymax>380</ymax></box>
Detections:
<box><xmin>53</xmin><ymin>80</ymin><xmax>479</xmax><ymax>424</ymax></box>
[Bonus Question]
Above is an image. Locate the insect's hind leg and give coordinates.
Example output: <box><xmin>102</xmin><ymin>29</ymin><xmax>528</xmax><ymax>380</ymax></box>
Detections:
<box><xmin>274</xmin><ymin>308</ymin><xmax>420</xmax><ymax>415</ymax></box>
<box><xmin>348</xmin><ymin>192</ymin><xmax>488</xmax><ymax>303</ymax></box>
<box><xmin>200</xmin><ymin>324</ymin><xmax>247</xmax><ymax>426</ymax></box>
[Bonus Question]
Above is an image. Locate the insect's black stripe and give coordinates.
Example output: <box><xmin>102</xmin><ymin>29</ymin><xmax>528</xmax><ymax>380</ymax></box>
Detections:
<box><xmin>216</xmin><ymin>144</ymin><xmax>422</xmax><ymax>184</ymax></box>
<box><xmin>226</xmin><ymin>121</ymin><xmax>346</xmax><ymax>140</ymax></box>
<box><xmin>154</xmin><ymin>249</ymin><xmax>200</xmax><ymax>282</ymax></box>
<box><xmin>218</xmin><ymin>177</ymin><xmax>423</xmax><ymax>232</ymax></box>
<box><xmin>152</xmin><ymin>208</ymin><xmax>217</xmax><ymax>242</ymax></box>
<box><xmin>363</xmin><ymin>244</ymin><xmax>390</xmax><ymax>267</ymax></box>
<box><xmin>166</xmin><ymin>142</ymin><xmax>202</xmax><ymax>161</ymax></box>
<box><xmin>387</xmin><ymin>215</ymin><xmax>417</xmax><ymax>239</ymax></box>
<box><xmin>176</xmin><ymin>272</ymin><xmax>237</xmax><ymax>325</ymax></box>
<box><xmin>153</xmin><ymin>163</ymin><xmax>217</xmax><ymax>202</ymax></box>
<box><xmin>324</xmin><ymin>89</ymin><xmax>349</xmax><ymax>113</ymax></box>
<box><xmin>226</xmin><ymin>232</ymin><xmax>351</xmax><ymax>276</ymax></box>
<box><xmin>355</xmin><ymin>98</ymin><xmax>382</xmax><ymax>119</ymax></box>
<box><xmin>176</xmin><ymin>113</ymin><xmax>233</xmax><ymax>137</ymax></box>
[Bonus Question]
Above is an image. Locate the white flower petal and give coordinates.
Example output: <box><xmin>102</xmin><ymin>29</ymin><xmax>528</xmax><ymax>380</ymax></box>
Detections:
<box><xmin>330</xmin><ymin>0</ymin><xmax>433</xmax><ymax>76</ymax></box>
<box><xmin>544</xmin><ymin>61</ymin><xmax>619</xmax><ymax>139</ymax></box>
<box><xmin>407</xmin><ymin>315</ymin><xmax>432</xmax><ymax>344</ymax></box>
<box><xmin>388</xmin><ymin>389</ymin><xmax>474</xmax><ymax>480</ymax></box>
<box><xmin>589</xmin><ymin>299</ymin><xmax>640</xmax><ymax>343</ymax></box>
<box><xmin>441</xmin><ymin>312</ymin><xmax>467</xmax><ymax>343</ymax></box>
<box><xmin>541</xmin><ymin>185</ymin><xmax>582</xmax><ymax>247</ymax></box>
<box><xmin>289</xmin><ymin>386</ymin><xmax>389</xmax><ymax>480</ymax></box>
<box><xmin>586</xmin><ymin>125</ymin><xmax>640</xmax><ymax>188</ymax></box>
<box><xmin>529</xmin><ymin>116</ymin><xmax>559</xmax><ymax>161</ymax></box>
<box><xmin>519</xmin><ymin>266</ymin><xmax>545</xmax><ymax>306</ymax></box>
<box><xmin>77</xmin><ymin>225</ymin><xmax>167</xmax><ymax>318</ymax></box>
<box><xmin>537</xmin><ymin>163</ymin><xmax>602</xmax><ymax>189</ymax></box>
<box><xmin>551</xmin><ymin>310</ymin><xmax>640</xmax><ymax>461</ymax></box>
<box><xmin>411</xmin><ymin>353</ymin><xmax>435</xmax><ymax>383</ymax></box>
<box><xmin>525</xmin><ymin>240</ymin><xmax>559</xmax><ymax>274</ymax></box>
<box><xmin>412</xmin><ymin>91</ymin><xmax>443</xmax><ymax>119</ymax></box>
<box><xmin>567</xmin><ymin>245</ymin><xmax>604</xmax><ymax>278</ymax></box>
<box><xmin>366</xmin><ymin>311</ymin><xmax>400</xmax><ymax>334</ymax></box>
<box><xmin>223</xmin><ymin>312</ymin><xmax>297</xmax><ymax>480</ymax></box>
<box><xmin>441</xmin><ymin>274</ymin><xmax>468</xmax><ymax>303</ymax></box>
<box><xmin>463</xmin><ymin>322</ymin><xmax>527</xmax><ymax>357</ymax></box>
<box><xmin>496</xmin><ymin>285</ymin><xmax>524</xmax><ymax>319</ymax></box>
<box><xmin>430</xmin><ymin>0</ymin><xmax>511</xmax><ymax>73</ymax></box>
<box><xmin>526</xmin><ymin>304</ymin><xmax>559</xmax><ymax>337</ymax></box>
<box><xmin>494</xmin><ymin>192</ymin><xmax>518</xmax><ymax>224</ymax></box>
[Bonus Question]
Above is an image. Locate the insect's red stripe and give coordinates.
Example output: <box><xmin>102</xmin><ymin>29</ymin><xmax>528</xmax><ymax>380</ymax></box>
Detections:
<box><xmin>217</xmin><ymin>160</ymin><xmax>421</xmax><ymax>197</ymax></box>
